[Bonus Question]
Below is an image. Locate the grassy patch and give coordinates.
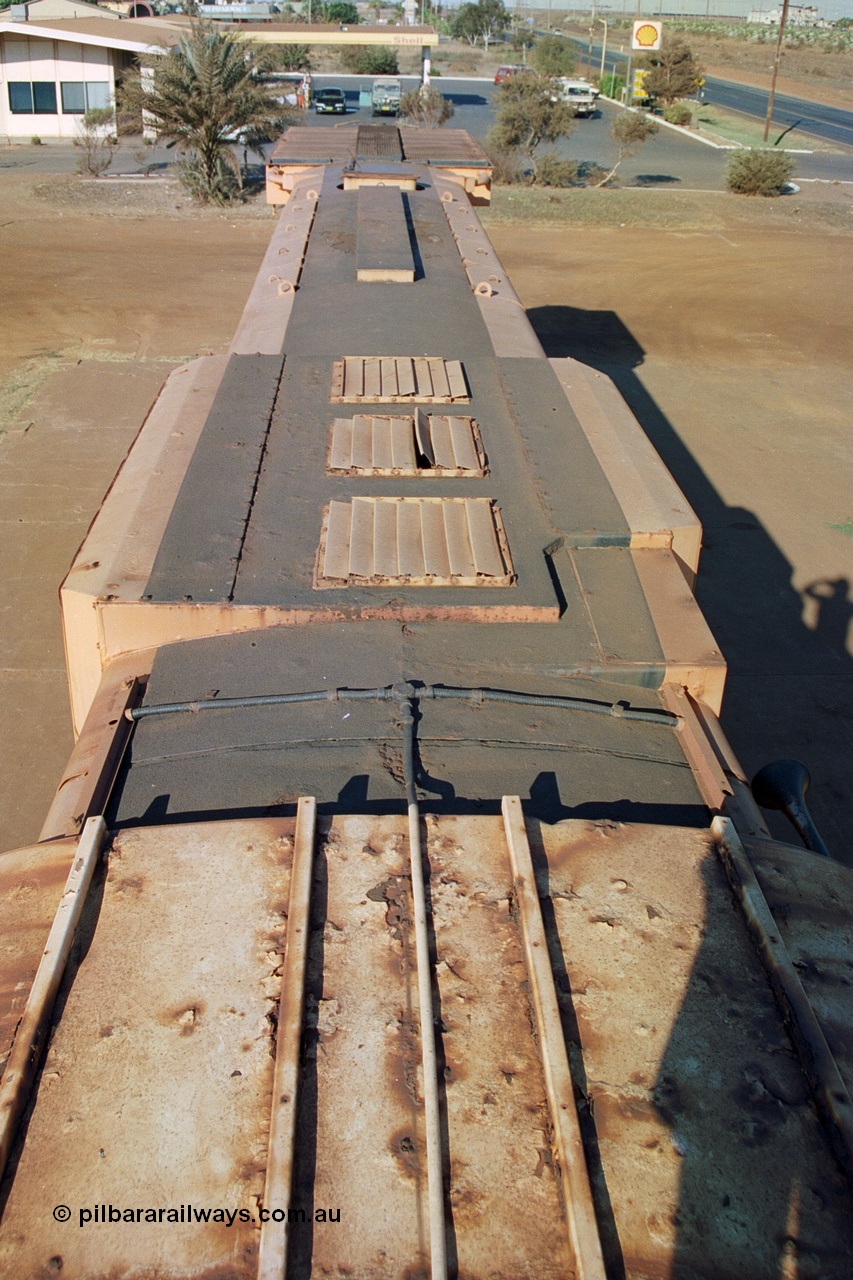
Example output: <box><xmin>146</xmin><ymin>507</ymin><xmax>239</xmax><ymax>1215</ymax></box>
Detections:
<box><xmin>694</xmin><ymin>104</ymin><xmax>839</xmax><ymax>152</ymax></box>
<box><xmin>480</xmin><ymin>183</ymin><xmax>853</xmax><ymax>234</ymax></box>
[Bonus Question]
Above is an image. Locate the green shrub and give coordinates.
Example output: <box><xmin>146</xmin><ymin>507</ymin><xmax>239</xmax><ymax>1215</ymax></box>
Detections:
<box><xmin>339</xmin><ymin>46</ymin><xmax>398</xmax><ymax>75</ymax></box>
<box><xmin>530</xmin><ymin>34</ymin><xmax>577</xmax><ymax>78</ymax></box>
<box><xmin>598</xmin><ymin>73</ymin><xmax>624</xmax><ymax>99</ymax></box>
<box><xmin>30</xmin><ymin>135</ymin><xmax>42</xmax><ymax>146</ymax></box>
<box><xmin>725</xmin><ymin>148</ymin><xmax>794</xmax><ymax>197</ymax></box>
<box><xmin>663</xmin><ymin>101</ymin><xmax>693</xmax><ymax>126</ymax></box>
<box><xmin>534</xmin><ymin>152</ymin><xmax>578</xmax><ymax>187</ymax></box>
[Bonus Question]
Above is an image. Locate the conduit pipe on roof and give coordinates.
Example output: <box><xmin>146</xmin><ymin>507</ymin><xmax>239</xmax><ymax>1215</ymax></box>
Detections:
<box><xmin>128</xmin><ymin>685</ymin><xmax>680</xmax><ymax>728</ymax></box>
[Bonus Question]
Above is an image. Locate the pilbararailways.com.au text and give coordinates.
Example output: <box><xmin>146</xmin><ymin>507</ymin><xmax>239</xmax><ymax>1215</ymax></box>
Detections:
<box><xmin>64</xmin><ymin>1205</ymin><xmax>340</xmax><ymax>1228</ymax></box>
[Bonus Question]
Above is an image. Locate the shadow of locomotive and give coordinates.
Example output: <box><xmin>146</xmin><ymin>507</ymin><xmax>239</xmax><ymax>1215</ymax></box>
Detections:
<box><xmin>527</xmin><ymin>304</ymin><xmax>852</xmax><ymax>863</ymax></box>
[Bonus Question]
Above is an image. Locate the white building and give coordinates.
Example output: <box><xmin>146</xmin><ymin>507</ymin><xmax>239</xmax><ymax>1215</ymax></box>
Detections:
<box><xmin>747</xmin><ymin>5</ymin><xmax>829</xmax><ymax>27</ymax></box>
<box><xmin>0</xmin><ymin>5</ymin><xmax>180</xmax><ymax>141</ymax></box>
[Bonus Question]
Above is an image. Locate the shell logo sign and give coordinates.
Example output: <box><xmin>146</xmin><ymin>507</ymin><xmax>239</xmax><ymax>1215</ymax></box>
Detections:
<box><xmin>632</xmin><ymin>20</ymin><xmax>663</xmax><ymax>51</ymax></box>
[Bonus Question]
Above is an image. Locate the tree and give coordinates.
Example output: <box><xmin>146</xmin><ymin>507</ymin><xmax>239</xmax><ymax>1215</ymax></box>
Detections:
<box><xmin>641</xmin><ymin>38</ymin><xmax>703</xmax><ymax>107</ymax></box>
<box><xmin>339</xmin><ymin>45</ymin><xmax>399</xmax><ymax>75</ymax></box>
<box><xmin>400</xmin><ymin>85</ymin><xmax>455</xmax><ymax>128</ymax></box>
<box><xmin>323</xmin><ymin>1</ymin><xmax>358</xmax><ymax>22</ymax></box>
<box><xmin>120</xmin><ymin>24</ymin><xmax>294</xmax><ymax>203</ymax></box>
<box><xmin>530</xmin><ymin>34</ymin><xmax>577</xmax><ymax>78</ymax></box>
<box><xmin>452</xmin><ymin>0</ymin><xmax>510</xmax><ymax>53</ymax></box>
<box><xmin>726</xmin><ymin>149</ymin><xmax>794</xmax><ymax>196</ymax></box>
<box><xmin>270</xmin><ymin>43</ymin><xmax>312</xmax><ymax>71</ymax></box>
<box><xmin>595</xmin><ymin>111</ymin><xmax>658</xmax><ymax>187</ymax></box>
<box><xmin>74</xmin><ymin>107</ymin><xmax>117</xmax><ymax>177</ymax></box>
<box><xmin>487</xmin><ymin>75</ymin><xmax>576</xmax><ymax>183</ymax></box>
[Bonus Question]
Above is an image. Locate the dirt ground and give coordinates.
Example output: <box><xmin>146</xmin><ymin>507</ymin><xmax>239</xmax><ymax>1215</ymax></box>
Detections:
<box><xmin>1</xmin><ymin>170</ymin><xmax>850</xmax><ymax>858</ymax></box>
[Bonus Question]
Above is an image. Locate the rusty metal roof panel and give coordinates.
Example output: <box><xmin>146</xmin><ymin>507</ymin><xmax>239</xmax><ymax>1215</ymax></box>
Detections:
<box><xmin>268</xmin><ymin>125</ymin><xmax>356</xmax><ymax>164</ymax></box>
<box><xmin>533</xmin><ymin>816</ymin><xmax>853</xmax><ymax>1279</ymax></box>
<box><xmin>0</xmin><ymin>819</ymin><xmax>294</xmax><ymax>1276</ymax></box>
<box><xmin>355</xmin><ymin>123</ymin><xmax>403</xmax><ymax>158</ymax></box>
<box><xmin>317</xmin><ymin>497</ymin><xmax>513</xmax><ymax>587</ymax></box>
<box><xmin>400</xmin><ymin>127</ymin><xmax>491</xmax><ymax>167</ymax></box>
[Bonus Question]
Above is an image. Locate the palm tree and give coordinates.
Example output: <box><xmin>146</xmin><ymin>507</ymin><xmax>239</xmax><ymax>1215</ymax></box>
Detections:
<box><xmin>121</xmin><ymin>24</ymin><xmax>296</xmax><ymax>203</ymax></box>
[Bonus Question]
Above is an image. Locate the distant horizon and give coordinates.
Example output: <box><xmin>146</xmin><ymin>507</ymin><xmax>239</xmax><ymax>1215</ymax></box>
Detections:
<box><xmin>440</xmin><ymin>1</ymin><xmax>853</xmax><ymax>21</ymax></box>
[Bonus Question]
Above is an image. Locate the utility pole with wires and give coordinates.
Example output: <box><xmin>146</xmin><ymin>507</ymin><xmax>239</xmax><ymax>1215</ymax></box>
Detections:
<box><xmin>763</xmin><ymin>0</ymin><xmax>791</xmax><ymax>143</ymax></box>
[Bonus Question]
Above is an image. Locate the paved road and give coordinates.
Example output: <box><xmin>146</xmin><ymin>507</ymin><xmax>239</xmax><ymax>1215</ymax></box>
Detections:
<box><xmin>568</xmin><ymin>35</ymin><xmax>853</xmax><ymax>148</ymax></box>
<box><xmin>704</xmin><ymin>77</ymin><xmax>853</xmax><ymax>149</ymax></box>
<box><xmin>305</xmin><ymin>75</ymin><xmax>850</xmax><ymax>188</ymax></box>
<box><xmin>1</xmin><ymin>73</ymin><xmax>847</xmax><ymax>189</ymax></box>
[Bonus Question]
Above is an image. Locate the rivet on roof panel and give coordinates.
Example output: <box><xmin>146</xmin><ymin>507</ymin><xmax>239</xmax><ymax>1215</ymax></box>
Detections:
<box><xmin>316</xmin><ymin>498</ymin><xmax>514</xmax><ymax>588</ymax></box>
<box><xmin>331</xmin><ymin>357</ymin><xmax>469</xmax><ymax>404</ymax></box>
<box><xmin>327</xmin><ymin>415</ymin><xmax>485</xmax><ymax>476</ymax></box>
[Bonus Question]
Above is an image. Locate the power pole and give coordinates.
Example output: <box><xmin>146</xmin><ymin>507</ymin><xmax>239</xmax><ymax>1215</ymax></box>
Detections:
<box><xmin>763</xmin><ymin>0</ymin><xmax>791</xmax><ymax>143</ymax></box>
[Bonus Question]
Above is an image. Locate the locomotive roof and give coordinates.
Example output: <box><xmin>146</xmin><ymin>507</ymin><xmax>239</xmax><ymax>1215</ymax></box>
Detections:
<box><xmin>85</xmin><ymin>152</ymin><xmax>720</xmax><ymax>827</ymax></box>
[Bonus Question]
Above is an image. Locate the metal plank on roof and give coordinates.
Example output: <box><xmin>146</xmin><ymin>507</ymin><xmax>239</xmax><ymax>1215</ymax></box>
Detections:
<box><xmin>413</xmin><ymin>359</ymin><xmax>433</xmax><ymax>399</ymax></box>
<box><xmin>466</xmin><ymin>499</ymin><xmax>505</xmax><ymax>577</ymax></box>
<box><xmin>428</xmin><ymin>358</ymin><xmax>451</xmax><ymax>400</ymax></box>
<box><xmin>363</xmin><ymin>358</ymin><xmax>382</xmax><ymax>400</ymax></box>
<box><xmin>396</xmin><ymin>358</ymin><xmax>416</xmax><ymax>398</ymax></box>
<box><xmin>372</xmin><ymin>416</ymin><xmax>393</xmax><ymax>470</ymax></box>
<box><xmin>343</xmin><ymin>358</ymin><xmax>364</xmax><ymax>399</ymax></box>
<box><xmin>330</xmin><ymin>419</ymin><xmax>353</xmax><ymax>471</ymax></box>
<box><xmin>443</xmin><ymin>500</ymin><xmax>476</xmax><ymax>577</ymax></box>
<box><xmin>323</xmin><ymin>501</ymin><xmax>352</xmax><ymax>581</ymax></box>
<box><xmin>351</xmin><ymin>415</ymin><xmax>373</xmax><ymax>470</ymax></box>
<box><xmin>349</xmin><ymin>499</ymin><xmax>374</xmax><ymax>578</ymax></box>
<box><xmin>429</xmin><ymin>416</ymin><xmax>456</xmax><ymax>470</ymax></box>
<box><xmin>381</xmin><ymin>358</ymin><xmax>399</xmax><ymax>399</ymax></box>
<box><xmin>373</xmin><ymin>499</ymin><xmax>398</xmax><ymax>578</ymax></box>
<box><xmin>390</xmin><ymin>417</ymin><xmax>417</xmax><ymax>470</ymax></box>
<box><xmin>420</xmin><ymin>501</ymin><xmax>452</xmax><ymax>578</ymax></box>
<box><xmin>446</xmin><ymin>361</ymin><xmax>468</xmax><ymax>400</ymax></box>
<box><xmin>397</xmin><ymin>501</ymin><xmax>425</xmax><ymax>577</ymax></box>
<box><xmin>415</xmin><ymin>410</ymin><xmax>433</xmax><ymax>466</ymax></box>
<box><xmin>448</xmin><ymin>417</ymin><xmax>480</xmax><ymax>471</ymax></box>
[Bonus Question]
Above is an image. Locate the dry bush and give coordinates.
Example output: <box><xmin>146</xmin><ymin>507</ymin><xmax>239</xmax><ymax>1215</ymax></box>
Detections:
<box><xmin>725</xmin><ymin>148</ymin><xmax>794</xmax><ymax>196</ymax></box>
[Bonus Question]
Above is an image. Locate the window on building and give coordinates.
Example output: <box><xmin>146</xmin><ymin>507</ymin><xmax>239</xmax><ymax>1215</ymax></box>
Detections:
<box><xmin>8</xmin><ymin>82</ymin><xmax>58</xmax><ymax>115</ymax></box>
<box><xmin>60</xmin><ymin>81</ymin><xmax>112</xmax><ymax>114</ymax></box>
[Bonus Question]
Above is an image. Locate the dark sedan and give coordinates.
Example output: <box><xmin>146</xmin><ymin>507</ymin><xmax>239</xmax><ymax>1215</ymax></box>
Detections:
<box><xmin>314</xmin><ymin>87</ymin><xmax>347</xmax><ymax>114</ymax></box>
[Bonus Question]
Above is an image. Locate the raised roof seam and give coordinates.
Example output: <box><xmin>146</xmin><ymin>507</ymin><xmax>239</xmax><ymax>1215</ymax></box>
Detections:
<box><xmin>226</xmin><ymin>359</ymin><xmax>286</xmax><ymax>603</ymax></box>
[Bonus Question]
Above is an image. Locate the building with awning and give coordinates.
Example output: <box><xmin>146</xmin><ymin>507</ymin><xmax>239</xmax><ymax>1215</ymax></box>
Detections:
<box><xmin>0</xmin><ymin>11</ymin><xmax>438</xmax><ymax>142</ymax></box>
<box><xmin>0</xmin><ymin>11</ymin><xmax>180</xmax><ymax>140</ymax></box>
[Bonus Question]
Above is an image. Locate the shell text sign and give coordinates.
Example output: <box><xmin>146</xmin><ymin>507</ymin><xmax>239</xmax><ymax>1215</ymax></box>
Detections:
<box><xmin>632</xmin><ymin>20</ymin><xmax>663</xmax><ymax>51</ymax></box>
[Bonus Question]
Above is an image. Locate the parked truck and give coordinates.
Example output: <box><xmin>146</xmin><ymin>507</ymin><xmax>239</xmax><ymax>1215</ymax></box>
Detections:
<box><xmin>371</xmin><ymin>77</ymin><xmax>402</xmax><ymax>117</ymax></box>
<box><xmin>553</xmin><ymin>77</ymin><xmax>600</xmax><ymax>116</ymax></box>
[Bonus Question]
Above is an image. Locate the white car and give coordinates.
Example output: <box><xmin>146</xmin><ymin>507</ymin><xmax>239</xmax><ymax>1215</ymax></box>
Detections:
<box><xmin>551</xmin><ymin>78</ymin><xmax>600</xmax><ymax>117</ymax></box>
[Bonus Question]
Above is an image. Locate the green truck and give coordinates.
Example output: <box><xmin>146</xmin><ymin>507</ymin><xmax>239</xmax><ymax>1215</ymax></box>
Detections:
<box><xmin>371</xmin><ymin>77</ymin><xmax>402</xmax><ymax>117</ymax></box>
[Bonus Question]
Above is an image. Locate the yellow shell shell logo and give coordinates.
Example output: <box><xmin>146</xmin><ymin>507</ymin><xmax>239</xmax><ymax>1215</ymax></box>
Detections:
<box><xmin>635</xmin><ymin>23</ymin><xmax>660</xmax><ymax>47</ymax></box>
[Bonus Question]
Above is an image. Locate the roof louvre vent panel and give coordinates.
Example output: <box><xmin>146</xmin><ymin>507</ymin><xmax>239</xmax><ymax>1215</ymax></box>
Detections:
<box><xmin>317</xmin><ymin>498</ymin><xmax>514</xmax><ymax>588</ymax></box>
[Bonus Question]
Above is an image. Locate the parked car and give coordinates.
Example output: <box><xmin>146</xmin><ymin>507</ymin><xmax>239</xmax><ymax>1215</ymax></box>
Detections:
<box><xmin>371</xmin><ymin>78</ymin><xmax>402</xmax><ymax>117</ymax></box>
<box><xmin>550</xmin><ymin>78</ymin><xmax>600</xmax><ymax>117</ymax></box>
<box><xmin>315</xmin><ymin>87</ymin><xmax>347</xmax><ymax>115</ymax></box>
<box><xmin>494</xmin><ymin>65</ymin><xmax>528</xmax><ymax>85</ymax></box>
